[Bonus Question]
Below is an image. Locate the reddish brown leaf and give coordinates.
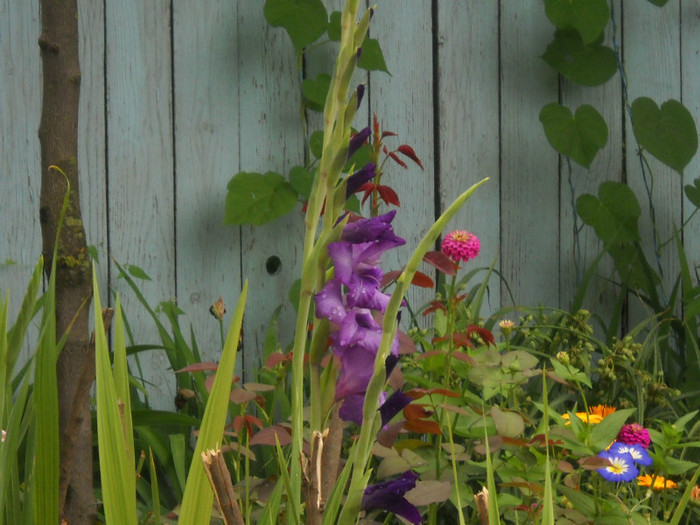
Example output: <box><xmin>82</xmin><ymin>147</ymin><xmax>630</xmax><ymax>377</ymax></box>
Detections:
<box><xmin>376</xmin><ymin>420</ymin><xmax>406</xmax><ymax>448</ymax></box>
<box><xmin>466</xmin><ymin>325</ymin><xmax>496</xmax><ymax>347</ymax></box>
<box><xmin>381</xmin><ymin>270</ymin><xmax>401</xmax><ymax>287</ymax></box>
<box><xmin>250</xmin><ymin>424</ymin><xmax>292</xmax><ymax>446</ymax></box>
<box><xmin>423</xmin><ymin>251</ymin><xmax>458</xmax><ymax>276</ymax></box>
<box><xmin>230</xmin><ymin>388</ymin><xmax>257</xmax><ymax>404</ymax></box>
<box><xmin>377</xmin><ymin>185</ymin><xmax>400</xmax><ymax>207</ymax></box>
<box><xmin>417</xmin><ymin>350</ymin><xmax>445</xmax><ymax>360</ymax></box>
<box><xmin>175</xmin><ymin>362</ymin><xmax>219</xmax><ymax>373</ymax></box>
<box><xmin>406</xmin><ymin>387</ymin><xmax>460</xmax><ymax>399</ymax></box>
<box><xmin>396</xmin><ymin>145</ymin><xmax>424</xmax><ymax>170</ymax></box>
<box><xmin>422</xmin><ymin>300</ymin><xmax>447</xmax><ymax>316</ymax></box>
<box><xmin>452</xmin><ymin>351</ymin><xmax>476</xmax><ymax>365</ymax></box>
<box><xmin>381</xmin><ymin>130</ymin><xmax>398</xmax><ymax>138</ymax></box>
<box><xmin>403</xmin><ymin>418</ymin><xmax>441</xmax><ymax>435</ymax></box>
<box><xmin>398</xmin><ymin>329</ymin><xmax>417</xmax><ymax>355</ymax></box>
<box><xmin>243</xmin><ymin>382</ymin><xmax>276</xmax><ymax>392</ymax></box>
<box><xmin>387</xmin><ymin>149</ymin><xmax>408</xmax><ymax>169</ymax></box>
<box><xmin>579</xmin><ymin>456</ymin><xmax>612</xmax><ymax>470</ymax></box>
<box><xmin>411</xmin><ymin>271</ymin><xmax>434</xmax><ymax>288</ymax></box>
<box><xmin>266</xmin><ymin>352</ymin><xmax>292</xmax><ymax>368</ymax></box>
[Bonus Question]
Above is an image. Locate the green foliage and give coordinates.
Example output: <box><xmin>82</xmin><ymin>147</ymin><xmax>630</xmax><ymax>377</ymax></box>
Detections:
<box><xmin>542</xmin><ymin>29</ymin><xmax>617</xmax><ymax>86</ymax></box>
<box><xmin>576</xmin><ymin>181</ymin><xmax>640</xmax><ymax>243</ymax></box>
<box><xmin>631</xmin><ymin>97</ymin><xmax>698</xmax><ymax>173</ymax></box>
<box><xmin>356</xmin><ymin>38</ymin><xmax>390</xmax><ymax>74</ymax></box>
<box><xmin>263</xmin><ymin>0</ymin><xmax>328</xmax><ymax>53</ymax></box>
<box><xmin>224</xmin><ymin>171</ymin><xmax>298</xmax><ymax>226</ymax></box>
<box><xmin>544</xmin><ymin>0</ymin><xmax>609</xmax><ymax>44</ymax></box>
<box><xmin>539</xmin><ymin>103</ymin><xmax>608</xmax><ymax>168</ymax></box>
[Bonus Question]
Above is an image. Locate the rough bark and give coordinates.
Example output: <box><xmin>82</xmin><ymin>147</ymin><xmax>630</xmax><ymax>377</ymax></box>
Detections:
<box><xmin>38</xmin><ymin>0</ymin><xmax>95</xmax><ymax>522</ymax></box>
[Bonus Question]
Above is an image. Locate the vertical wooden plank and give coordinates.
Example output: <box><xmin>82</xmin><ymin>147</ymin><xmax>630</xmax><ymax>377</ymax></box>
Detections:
<box><xmin>558</xmin><ymin>1</ymin><xmax>623</xmax><ymax>318</ymax></box>
<box><xmin>105</xmin><ymin>0</ymin><xmax>175</xmax><ymax>410</ymax></box>
<box><xmin>370</xmin><ymin>1</ymin><xmax>436</xmax><ymax>323</ymax></box>
<box><xmin>77</xmin><ymin>0</ymin><xmax>107</xmax><ymax>303</ymax></box>
<box><xmin>172</xmin><ymin>0</ymin><xmax>242</xmax><ymax>364</ymax></box>
<box><xmin>624</xmin><ymin>1</ymin><xmax>681</xmax><ymax>325</ymax></box>
<box><xmin>0</xmin><ymin>0</ymin><xmax>42</xmax><ymax>363</ymax></box>
<box><xmin>437</xmin><ymin>1</ymin><xmax>501</xmax><ymax>318</ymax></box>
<box><xmin>237</xmin><ymin>4</ymin><xmax>305</xmax><ymax>379</ymax></box>
<box><xmin>500</xmin><ymin>2</ymin><xmax>560</xmax><ymax>308</ymax></box>
<box><xmin>681</xmin><ymin>2</ymin><xmax>700</xmax><ymax>277</ymax></box>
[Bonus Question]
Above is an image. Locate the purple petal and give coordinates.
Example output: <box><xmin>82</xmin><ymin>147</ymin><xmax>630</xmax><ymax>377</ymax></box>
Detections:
<box><xmin>379</xmin><ymin>391</ymin><xmax>413</xmax><ymax>426</ymax></box>
<box><xmin>336</xmin><ymin>309</ymin><xmax>382</xmax><ymax>350</ymax></box>
<box><xmin>356</xmin><ymin>84</ymin><xmax>365</xmax><ymax>109</ymax></box>
<box><xmin>348</xmin><ymin>127</ymin><xmax>371</xmax><ymax>158</ymax></box>
<box><xmin>338</xmin><ymin>394</ymin><xmax>365</xmax><ymax>425</ymax></box>
<box><xmin>315</xmin><ymin>279</ymin><xmax>346</xmax><ymax>323</ymax></box>
<box><xmin>345</xmin><ymin>163</ymin><xmax>376</xmax><ymax>197</ymax></box>
<box><xmin>362</xmin><ymin>471</ymin><xmax>421</xmax><ymax>524</ymax></box>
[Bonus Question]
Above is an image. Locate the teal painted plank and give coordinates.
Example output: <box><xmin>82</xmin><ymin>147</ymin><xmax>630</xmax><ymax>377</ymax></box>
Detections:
<box><xmin>237</xmin><ymin>3</ymin><xmax>305</xmax><ymax>379</ymax></box>
<box><xmin>0</xmin><ymin>0</ymin><xmax>42</xmax><ymax>365</ymax></box>
<box><xmin>558</xmin><ymin>1</ymin><xmax>623</xmax><ymax>320</ymax></box>
<box><xmin>437</xmin><ymin>1</ymin><xmax>501</xmax><ymax>319</ymax></box>
<box><xmin>78</xmin><ymin>0</ymin><xmax>108</xmax><ymax>313</ymax></box>
<box><xmin>172</xmin><ymin>0</ymin><xmax>243</xmax><ymax>366</ymax></box>
<box><xmin>624</xmin><ymin>0</ymin><xmax>682</xmax><ymax>325</ymax></box>
<box><xmin>371</xmin><ymin>0</ymin><xmax>436</xmax><ymax>323</ymax></box>
<box><xmin>105</xmin><ymin>0</ymin><xmax>176</xmax><ymax>410</ymax></box>
<box><xmin>499</xmin><ymin>1</ymin><xmax>560</xmax><ymax>308</ymax></box>
<box><xmin>680</xmin><ymin>1</ymin><xmax>700</xmax><ymax>286</ymax></box>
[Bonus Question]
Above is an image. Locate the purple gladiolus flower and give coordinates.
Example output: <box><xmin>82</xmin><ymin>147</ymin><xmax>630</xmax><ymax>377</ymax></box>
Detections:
<box><xmin>348</xmin><ymin>126</ymin><xmax>371</xmax><ymax>158</ymax></box>
<box><xmin>362</xmin><ymin>470</ymin><xmax>421</xmax><ymax>524</ymax></box>
<box><xmin>314</xmin><ymin>211</ymin><xmax>405</xmax><ymax>424</ymax></box>
<box><xmin>345</xmin><ymin>163</ymin><xmax>376</xmax><ymax>197</ymax></box>
<box><xmin>380</xmin><ymin>391</ymin><xmax>413</xmax><ymax>426</ymax></box>
<box><xmin>356</xmin><ymin>83</ymin><xmax>365</xmax><ymax>109</ymax></box>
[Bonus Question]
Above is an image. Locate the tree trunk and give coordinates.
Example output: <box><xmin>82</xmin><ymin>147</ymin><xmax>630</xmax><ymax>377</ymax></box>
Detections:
<box><xmin>38</xmin><ymin>1</ymin><xmax>95</xmax><ymax>523</ymax></box>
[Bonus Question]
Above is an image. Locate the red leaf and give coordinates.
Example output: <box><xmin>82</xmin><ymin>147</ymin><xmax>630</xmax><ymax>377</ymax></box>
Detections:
<box><xmin>422</xmin><ymin>300</ymin><xmax>447</xmax><ymax>316</ymax></box>
<box><xmin>377</xmin><ymin>185</ymin><xmax>400</xmax><ymax>207</ymax></box>
<box><xmin>386</xmin><ymin>148</ymin><xmax>408</xmax><ymax>169</ymax></box>
<box><xmin>381</xmin><ymin>131</ymin><xmax>398</xmax><ymax>138</ymax></box>
<box><xmin>423</xmin><ymin>251</ymin><xmax>458</xmax><ymax>276</ymax></box>
<box><xmin>175</xmin><ymin>362</ymin><xmax>219</xmax><ymax>373</ymax></box>
<box><xmin>406</xmin><ymin>387</ymin><xmax>460</xmax><ymax>399</ymax></box>
<box><xmin>466</xmin><ymin>325</ymin><xmax>496</xmax><ymax>347</ymax></box>
<box><xmin>404</xmin><ymin>404</ymin><xmax>433</xmax><ymax>420</ymax></box>
<box><xmin>381</xmin><ymin>270</ymin><xmax>401</xmax><ymax>287</ymax></box>
<box><xmin>250</xmin><ymin>424</ymin><xmax>292</xmax><ymax>446</ymax></box>
<box><xmin>266</xmin><ymin>352</ymin><xmax>292</xmax><ymax>368</ymax></box>
<box><xmin>404</xmin><ymin>419</ymin><xmax>441</xmax><ymax>434</ymax></box>
<box><xmin>396</xmin><ymin>145</ymin><xmax>424</xmax><ymax>170</ymax></box>
<box><xmin>410</xmin><ymin>271</ymin><xmax>434</xmax><ymax>288</ymax></box>
<box><xmin>398</xmin><ymin>329</ymin><xmax>417</xmax><ymax>355</ymax></box>
<box><xmin>452</xmin><ymin>351</ymin><xmax>476</xmax><ymax>365</ymax></box>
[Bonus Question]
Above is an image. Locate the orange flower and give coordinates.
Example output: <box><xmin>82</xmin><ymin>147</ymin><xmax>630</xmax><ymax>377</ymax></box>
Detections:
<box><xmin>691</xmin><ymin>485</ymin><xmax>700</xmax><ymax>503</ymax></box>
<box><xmin>562</xmin><ymin>405</ymin><xmax>616</xmax><ymax>425</ymax></box>
<box><xmin>637</xmin><ymin>474</ymin><xmax>677</xmax><ymax>490</ymax></box>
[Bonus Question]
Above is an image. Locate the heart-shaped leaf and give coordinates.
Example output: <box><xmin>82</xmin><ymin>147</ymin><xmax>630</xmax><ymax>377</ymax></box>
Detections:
<box><xmin>540</xmin><ymin>103</ymin><xmax>608</xmax><ymax>168</ymax></box>
<box><xmin>576</xmin><ymin>181</ymin><xmax>640</xmax><ymax>243</ymax></box>
<box><xmin>357</xmin><ymin>38</ymin><xmax>390</xmax><ymax>74</ymax></box>
<box><xmin>542</xmin><ymin>29</ymin><xmax>617</xmax><ymax>86</ymax></box>
<box><xmin>288</xmin><ymin>166</ymin><xmax>314</xmax><ymax>200</ymax></box>
<box><xmin>685</xmin><ymin>177</ymin><xmax>700</xmax><ymax>208</ymax></box>
<box><xmin>224</xmin><ymin>171</ymin><xmax>298</xmax><ymax>225</ymax></box>
<box><xmin>264</xmin><ymin>0</ymin><xmax>327</xmax><ymax>52</ymax></box>
<box><xmin>301</xmin><ymin>74</ymin><xmax>330</xmax><ymax>112</ymax></box>
<box><xmin>491</xmin><ymin>406</ymin><xmax>524</xmax><ymax>438</ymax></box>
<box><xmin>544</xmin><ymin>0</ymin><xmax>609</xmax><ymax>44</ymax></box>
<box><xmin>631</xmin><ymin>97</ymin><xmax>698</xmax><ymax>173</ymax></box>
<box><xmin>327</xmin><ymin>10</ymin><xmax>342</xmax><ymax>41</ymax></box>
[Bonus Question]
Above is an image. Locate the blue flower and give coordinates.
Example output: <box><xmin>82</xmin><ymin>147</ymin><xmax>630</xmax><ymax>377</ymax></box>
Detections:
<box><xmin>362</xmin><ymin>471</ymin><xmax>422</xmax><ymax>524</ymax></box>
<box><xmin>597</xmin><ymin>451</ymin><xmax>639</xmax><ymax>482</ymax></box>
<box><xmin>608</xmin><ymin>442</ymin><xmax>653</xmax><ymax>467</ymax></box>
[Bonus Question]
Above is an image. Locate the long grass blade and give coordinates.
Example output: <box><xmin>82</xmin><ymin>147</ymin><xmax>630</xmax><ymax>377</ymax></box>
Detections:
<box><xmin>94</xmin><ymin>269</ymin><xmax>138</xmax><ymax>524</ymax></box>
<box><xmin>178</xmin><ymin>281</ymin><xmax>248</xmax><ymax>525</ymax></box>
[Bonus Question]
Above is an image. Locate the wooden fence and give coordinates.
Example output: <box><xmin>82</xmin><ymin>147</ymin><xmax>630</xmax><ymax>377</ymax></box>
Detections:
<box><xmin>2</xmin><ymin>1</ymin><xmax>699</xmax><ymax>410</ymax></box>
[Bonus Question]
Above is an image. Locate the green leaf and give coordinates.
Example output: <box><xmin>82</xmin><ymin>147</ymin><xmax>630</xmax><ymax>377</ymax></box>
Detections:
<box><xmin>289</xmin><ymin>166</ymin><xmax>314</xmax><ymax>201</ymax></box>
<box><xmin>589</xmin><ymin>408</ymin><xmax>636</xmax><ymax>451</ymax></box>
<box><xmin>491</xmin><ymin>406</ymin><xmax>524</xmax><ymax>438</ymax></box>
<box><xmin>577</xmin><ymin>181</ymin><xmax>641</xmax><ymax>243</ymax></box>
<box><xmin>542</xmin><ymin>29</ymin><xmax>617</xmax><ymax>86</ymax></box>
<box><xmin>540</xmin><ymin>103</ymin><xmax>608</xmax><ymax>168</ymax></box>
<box><xmin>631</xmin><ymin>97</ymin><xmax>698</xmax><ymax>173</ymax></box>
<box><xmin>263</xmin><ymin>0</ymin><xmax>328</xmax><ymax>53</ymax></box>
<box><xmin>544</xmin><ymin>0</ymin><xmax>609</xmax><ymax>44</ymax></box>
<box><xmin>327</xmin><ymin>10</ymin><xmax>342</xmax><ymax>41</ymax></box>
<box><xmin>309</xmin><ymin>130</ymin><xmax>324</xmax><ymax>159</ymax></box>
<box><xmin>302</xmin><ymin>73</ymin><xmax>331</xmax><ymax>112</ymax></box>
<box><xmin>357</xmin><ymin>38</ymin><xmax>390</xmax><ymax>74</ymax></box>
<box><xmin>684</xmin><ymin>177</ymin><xmax>700</xmax><ymax>208</ymax></box>
<box><xmin>126</xmin><ymin>264</ymin><xmax>151</xmax><ymax>281</ymax></box>
<box><xmin>179</xmin><ymin>281</ymin><xmax>248</xmax><ymax>524</ymax></box>
<box><xmin>646</xmin><ymin>0</ymin><xmax>670</xmax><ymax>5</ymax></box>
<box><xmin>224</xmin><ymin>171</ymin><xmax>298</xmax><ymax>225</ymax></box>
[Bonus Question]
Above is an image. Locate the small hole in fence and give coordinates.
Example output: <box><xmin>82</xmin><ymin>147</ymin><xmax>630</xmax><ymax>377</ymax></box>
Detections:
<box><xmin>265</xmin><ymin>255</ymin><xmax>282</xmax><ymax>275</ymax></box>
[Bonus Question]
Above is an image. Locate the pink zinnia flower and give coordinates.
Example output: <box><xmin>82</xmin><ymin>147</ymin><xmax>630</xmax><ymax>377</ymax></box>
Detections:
<box><xmin>617</xmin><ymin>423</ymin><xmax>651</xmax><ymax>449</ymax></box>
<box><xmin>441</xmin><ymin>230</ymin><xmax>480</xmax><ymax>262</ymax></box>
